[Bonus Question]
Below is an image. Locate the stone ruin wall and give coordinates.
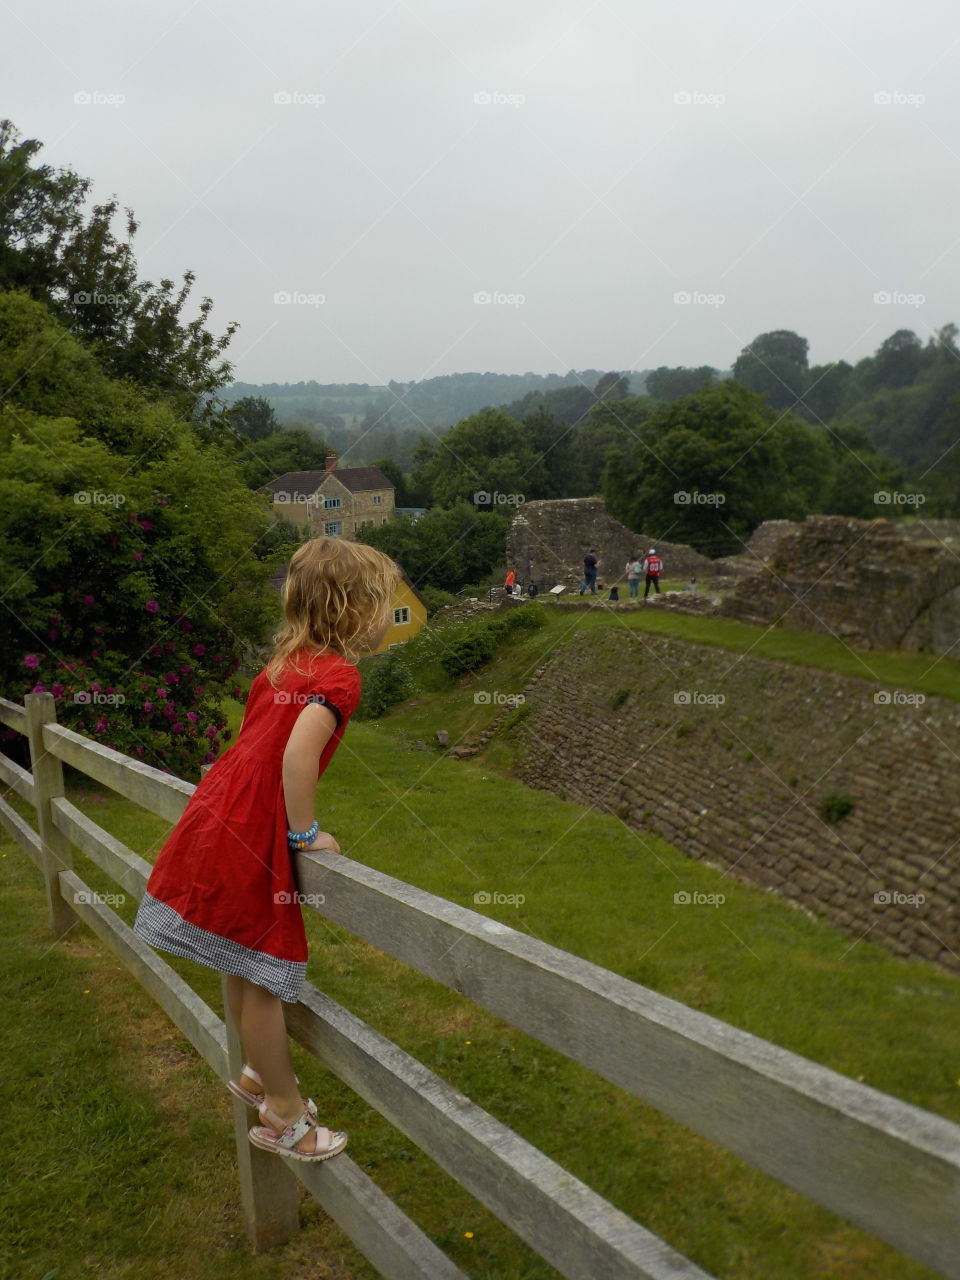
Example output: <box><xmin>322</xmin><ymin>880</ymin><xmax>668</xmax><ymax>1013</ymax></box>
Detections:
<box><xmin>509</xmin><ymin>626</ymin><xmax>960</xmax><ymax>975</ymax></box>
<box><xmin>721</xmin><ymin>515</ymin><xmax>960</xmax><ymax>655</ymax></box>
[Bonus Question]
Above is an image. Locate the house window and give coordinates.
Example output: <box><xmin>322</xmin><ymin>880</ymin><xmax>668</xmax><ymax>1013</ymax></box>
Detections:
<box><xmin>393</xmin><ymin>607</ymin><xmax>410</xmax><ymax>625</ymax></box>
<box><xmin>373</xmin><ymin>495</ymin><xmax>382</xmax><ymax>505</ymax></box>
<box><xmin>324</xmin><ymin>521</ymin><xmax>342</xmax><ymax>536</ymax></box>
<box><xmin>381</xmin><ymin>516</ymin><xmax>388</xmax><ymax>525</ymax></box>
<box><xmin>324</xmin><ymin>496</ymin><xmax>341</xmax><ymax>510</ymax></box>
<box><xmin>357</xmin><ymin>519</ymin><xmax>373</xmax><ymax>531</ymax></box>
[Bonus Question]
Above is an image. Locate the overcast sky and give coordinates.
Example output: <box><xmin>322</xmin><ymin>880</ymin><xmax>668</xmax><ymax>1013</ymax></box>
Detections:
<box><xmin>5</xmin><ymin>0</ymin><xmax>958</xmax><ymax>385</ymax></box>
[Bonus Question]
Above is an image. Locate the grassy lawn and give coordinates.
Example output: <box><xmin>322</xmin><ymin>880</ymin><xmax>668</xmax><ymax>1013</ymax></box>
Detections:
<box><xmin>4</xmin><ymin>680</ymin><xmax>960</xmax><ymax>1278</ymax></box>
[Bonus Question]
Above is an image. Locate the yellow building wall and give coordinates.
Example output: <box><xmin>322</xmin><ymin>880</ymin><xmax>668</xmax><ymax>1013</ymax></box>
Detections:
<box><xmin>371</xmin><ymin>579</ymin><xmax>427</xmax><ymax>654</ymax></box>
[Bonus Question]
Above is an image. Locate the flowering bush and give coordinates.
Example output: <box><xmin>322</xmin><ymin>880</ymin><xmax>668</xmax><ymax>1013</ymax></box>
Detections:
<box><xmin>0</xmin><ymin>294</ymin><xmax>284</xmax><ymax>779</ymax></box>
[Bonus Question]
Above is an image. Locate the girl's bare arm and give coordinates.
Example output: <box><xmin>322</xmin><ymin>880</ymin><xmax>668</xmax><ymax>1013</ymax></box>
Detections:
<box><xmin>282</xmin><ymin>702</ymin><xmax>340</xmax><ymax>852</ymax></box>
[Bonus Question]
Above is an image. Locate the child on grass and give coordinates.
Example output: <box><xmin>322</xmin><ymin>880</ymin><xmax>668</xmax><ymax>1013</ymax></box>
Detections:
<box><xmin>134</xmin><ymin>536</ymin><xmax>400</xmax><ymax>1162</ymax></box>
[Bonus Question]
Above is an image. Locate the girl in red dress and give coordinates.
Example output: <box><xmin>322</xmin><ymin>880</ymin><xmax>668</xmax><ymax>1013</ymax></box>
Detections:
<box><xmin>134</xmin><ymin>536</ymin><xmax>400</xmax><ymax>1162</ymax></box>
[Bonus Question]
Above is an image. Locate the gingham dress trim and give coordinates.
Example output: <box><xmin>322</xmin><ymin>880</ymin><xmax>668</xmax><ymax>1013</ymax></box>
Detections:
<box><xmin>134</xmin><ymin>891</ymin><xmax>306</xmax><ymax>1002</ymax></box>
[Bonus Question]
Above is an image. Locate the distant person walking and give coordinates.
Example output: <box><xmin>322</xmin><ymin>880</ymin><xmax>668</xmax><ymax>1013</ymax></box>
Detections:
<box><xmin>504</xmin><ymin>567</ymin><xmax>516</xmax><ymax>595</ymax></box>
<box><xmin>579</xmin><ymin>549</ymin><xmax>600</xmax><ymax>595</ymax></box>
<box><xmin>642</xmin><ymin>548</ymin><xmax>662</xmax><ymax>599</ymax></box>
<box><xmin>625</xmin><ymin>553</ymin><xmax>643</xmax><ymax>599</ymax></box>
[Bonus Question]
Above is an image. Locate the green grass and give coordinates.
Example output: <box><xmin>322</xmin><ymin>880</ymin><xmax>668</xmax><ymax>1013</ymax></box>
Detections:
<box><xmin>4</xmin><ymin>693</ymin><xmax>960</xmax><ymax>1278</ymax></box>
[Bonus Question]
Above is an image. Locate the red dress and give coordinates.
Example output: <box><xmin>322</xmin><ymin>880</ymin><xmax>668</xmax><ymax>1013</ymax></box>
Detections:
<box><xmin>133</xmin><ymin>649</ymin><xmax>361</xmax><ymax>1001</ymax></box>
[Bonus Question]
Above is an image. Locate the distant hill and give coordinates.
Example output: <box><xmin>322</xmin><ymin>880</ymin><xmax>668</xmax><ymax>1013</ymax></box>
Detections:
<box><xmin>222</xmin><ymin>370</ymin><xmax>650</xmax><ymax>432</ymax></box>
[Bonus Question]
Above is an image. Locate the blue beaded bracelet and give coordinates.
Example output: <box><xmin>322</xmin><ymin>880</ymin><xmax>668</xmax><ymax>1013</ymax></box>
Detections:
<box><xmin>288</xmin><ymin>820</ymin><xmax>319</xmax><ymax>848</ymax></box>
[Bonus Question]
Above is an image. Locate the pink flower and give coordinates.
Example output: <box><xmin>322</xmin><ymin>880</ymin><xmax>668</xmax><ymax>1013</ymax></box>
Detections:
<box><xmin>32</xmin><ymin>682</ymin><xmax>46</xmax><ymax>693</ymax></box>
<box><xmin>221</xmin><ymin>728</ymin><xmax>232</xmax><ymax>741</ymax></box>
<box><xmin>142</xmin><ymin>701</ymin><xmax>154</xmax><ymax>713</ymax></box>
<box><xmin>145</xmin><ymin>600</ymin><xmax>160</xmax><ymax>613</ymax></box>
<box><xmin>134</xmin><ymin>745</ymin><xmax>145</xmax><ymax>756</ymax></box>
<box><xmin>192</xmin><ymin>644</ymin><xmax>206</xmax><ymax>657</ymax></box>
<box><xmin>83</xmin><ymin>594</ymin><xmax>95</xmax><ymax>605</ymax></box>
<box><xmin>179</xmin><ymin>619</ymin><xmax>193</xmax><ymax>632</ymax></box>
<box><xmin>149</xmin><ymin>645</ymin><xmax>163</xmax><ymax>657</ymax></box>
<box><xmin>91</xmin><ymin>683</ymin><xmax>101</xmax><ymax>694</ymax></box>
<box><xmin>133</xmin><ymin>551</ymin><xmax>143</xmax><ymax>563</ymax></box>
<box><xmin>48</xmin><ymin>629</ymin><xmax>59</xmax><ymax>640</ymax></box>
<box><xmin>186</xmin><ymin>712</ymin><xmax>199</xmax><ymax>723</ymax></box>
<box><xmin>140</xmin><ymin>519</ymin><xmax>152</xmax><ymax>531</ymax></box>
<box><xmin>165</xmin><ymin>673</ymin><xmax>179</xmax><ymax>684</ymax></box>
<box><xmin>166</xmin><ymin>642</ymin><xmax>175</xmax><ymax>652</ymax></box>
<box><xmin>181</xmin><ymin>664</ymin><xmax>192</xmax><ymax>674</ymax></box>
<box><xmin>213</xmin><ymin>655</ymin><xmax>223</xmax><ymax>664</ymax></box>
<box><xmin>172</xmin><ymin>722</ymin><xmax>185</xmax><ymax>733</ymax></box>
<box><xmin>94</xmin><ymin>718</ymin><xmax>107</xmax><ymax>733</ymax></box>
<box><xmin>24</xmin><ymin>654</ymin><xmax>40</xmax><ymax>670</ymax></box>
<box><xmin>93</xmin><ymin>626</ymin><xmax>104</xmax><ymax>634</ymax></box>
<box><xmin>205</xmin><ymin>725</ymin><xmax>217</xmax><ymax>739</ymax></box>
<box><xmin>52</xmin><ymin>684</ymin><xmax>65</xmax><ymax>698</ymax></box>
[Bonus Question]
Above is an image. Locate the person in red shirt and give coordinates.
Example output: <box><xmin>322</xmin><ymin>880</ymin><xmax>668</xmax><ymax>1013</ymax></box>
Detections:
<box><xmin>504</xmin><ymin>567</ymin><xmax>517</xmax><ymax>595</ymax></box>
<box><xmin>642</xmin><ymin>548</ymin><xmax>663</xmax><ymax>598</ymax></box>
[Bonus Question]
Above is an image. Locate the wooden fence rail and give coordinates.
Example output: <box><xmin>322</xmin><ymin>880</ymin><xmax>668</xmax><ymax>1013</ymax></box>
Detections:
<box><xmin>2</xmin><ymin>690</ymin><xmax>959</xmax><ymax>1279</ymax></box>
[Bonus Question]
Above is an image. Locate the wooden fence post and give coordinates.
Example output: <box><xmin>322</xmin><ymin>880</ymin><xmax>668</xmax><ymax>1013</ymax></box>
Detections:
<box><xmin>25</xmin><ymin>692</ymin><xmax>75</xmax><ymax>936</ymax></box>
<box><xmin>221</xmin><ymin>975</ymin><xmax>300</xmax><ymax>1250</ymax></box>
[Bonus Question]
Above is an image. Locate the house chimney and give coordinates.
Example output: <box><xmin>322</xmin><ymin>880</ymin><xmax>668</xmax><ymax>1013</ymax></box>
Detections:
<box><xmin>324</xmin><ymin>452</ymin><xmax>338</xmax><ymax>471</ymax></box>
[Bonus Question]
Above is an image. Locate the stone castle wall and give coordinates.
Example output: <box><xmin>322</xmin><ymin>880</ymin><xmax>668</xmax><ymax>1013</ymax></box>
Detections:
<box><xmin>720</xmin><ymin>515</ymin><xmax>960</xmax><ymax>655</ymax></box>
<box><xmin>509</xmin><ymin>626</ymin><xmax>960</xmax><ymax>973</ymax></box>
<box><xmin>508</xmin><ymin>498</ymin><xmax>716</xmax><ymax>588</ymax></box>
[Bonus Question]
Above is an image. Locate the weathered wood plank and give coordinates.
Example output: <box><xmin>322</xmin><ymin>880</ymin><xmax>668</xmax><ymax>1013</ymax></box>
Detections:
<box><xmin>0</xmin><ymin>795</ymin><xmax>43</xmax><ymax>865</ymax></box>
<box><xmin>0</xmin><ymin>696</ymin><xmax>27</xmax><ymax>734</ymax></box>
<box><xmin>50</xmin><ymin>796</ymin><xmax>150</xmax><ymax>900</ymax></box>
<box><xmin>288</xmin><ymin>984</ymin><xmax>714</xmax><ymax>1280</ymax></box>
<box><xmin>26</xmin><ymin>694</ymin><xmax>75</xmax><ymax>936</ymax></box>
<box><xmin>0</xmin><ymin>749</ymin><xmax>35</xmax><ymax>804</ymax></box>
<box><xmin>296</xmin><ymin>851</ymin><xmax>960</xmax><ymax>1279</ymax></box>
<box><xmin>220</xmin><ymin>975</ymin><xmax>300</xmax><ymax>1251</ymax></box>
<box><xmin>292</xmin><ymin>1154</ymin><xmax>471</xmax><ymax>1280</ymax></box>
<box><xmin>60</xmin><ymin>868</ymin><xmax>226</xmax><ymax>1077</ymax></box>
<box><xmin>42</xmin><ymin>721</ymin><xmax>193</xmax><ymax>823</ymax></box>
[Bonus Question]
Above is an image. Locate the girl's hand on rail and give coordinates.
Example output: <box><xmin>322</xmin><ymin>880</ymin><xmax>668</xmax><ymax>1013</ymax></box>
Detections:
<box><xmin>304</xmin><ymin>831</ymin><xmax>340</xmax><ymax>854</ymax></box>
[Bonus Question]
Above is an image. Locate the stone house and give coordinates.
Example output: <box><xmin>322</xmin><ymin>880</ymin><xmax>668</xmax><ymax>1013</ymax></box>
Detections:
<box><xmin>263</xmin><ymin>453</ymin><xmax>394</xmax><ymax>537</ymax></box>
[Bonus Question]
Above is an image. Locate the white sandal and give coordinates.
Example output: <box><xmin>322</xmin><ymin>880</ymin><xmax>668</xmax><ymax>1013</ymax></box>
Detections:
<box><xmin>248</xmin><ymin>1100</ymin><xmax>348</xmax><ymax>1163</ymax></box>
<box><xmin>227</xmin><ymin>1064</ymin><xmax>317</xmax><ymax>1117</ymax></box>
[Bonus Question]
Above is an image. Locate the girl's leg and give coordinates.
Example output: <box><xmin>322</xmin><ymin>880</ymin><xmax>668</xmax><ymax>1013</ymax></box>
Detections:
<box><xmin>225</xmin><ymin>974</ymin><xmax>261</xmax><ymax>1096</ymax></box>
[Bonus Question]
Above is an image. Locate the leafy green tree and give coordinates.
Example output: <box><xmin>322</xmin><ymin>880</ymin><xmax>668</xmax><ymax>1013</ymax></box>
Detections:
<box><xmin>0</xmin><ymin>119</ymin><xmax>236</xmax><ymax>417</ymax></box>
<box><xmin>230</xmin><ymin>395</ymin><xmax>280</xmax><ymax>440</ymax></box>
<box><xmin>412</xmin><ymin>407</ymin><xmax>547</xmax><ymax>507</ymax></box>
<box><xmin>603</xmin><ymin>382</ymin><xmax>817</xmax><ymax>555</ymax></box>
<box><xmin>733</xmin><ymin>330</ymin><xmax>809</xmax><ymax>410</ymax></box>
<box><xmin>356</xmin><ymin>502</ymin><xmax>509</xmax><ymax>593</ymax></box>
<box><xmin>0</xmin><ymin>293</ymin><xmax>280</xmax><ymax>778</ymax></box>
<box><xmin>822</xmin><ymin>423</ymin><xmax>903</xmax><ymax>517</ymax></box>
<box><xmin>235</xmin><ymin>428</ymin><xmax>332</xmax><ymax>490</ymax></box>
<box><xmin>579</xmin><ymin>397</ymin><xmax>652</xmax><ymax>495</ymax></box>
<box><xmin>645</xmin><ymin>366</ymin><xmax>718</xmax><ymax>402</ymax></box>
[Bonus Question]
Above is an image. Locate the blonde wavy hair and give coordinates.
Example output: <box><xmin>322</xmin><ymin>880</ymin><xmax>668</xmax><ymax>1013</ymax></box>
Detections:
<box><xmin>266</xmin><ymin>537</ymin><xmax>402</xmax><ymax>684</ymax></box>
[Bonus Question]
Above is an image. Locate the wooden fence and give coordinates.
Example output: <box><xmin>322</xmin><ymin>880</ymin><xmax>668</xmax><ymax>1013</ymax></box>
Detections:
<box><xmin>2</xmin><ymin>690</ymin><xmax>960</xmax><ymax>1279</ymax></box>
